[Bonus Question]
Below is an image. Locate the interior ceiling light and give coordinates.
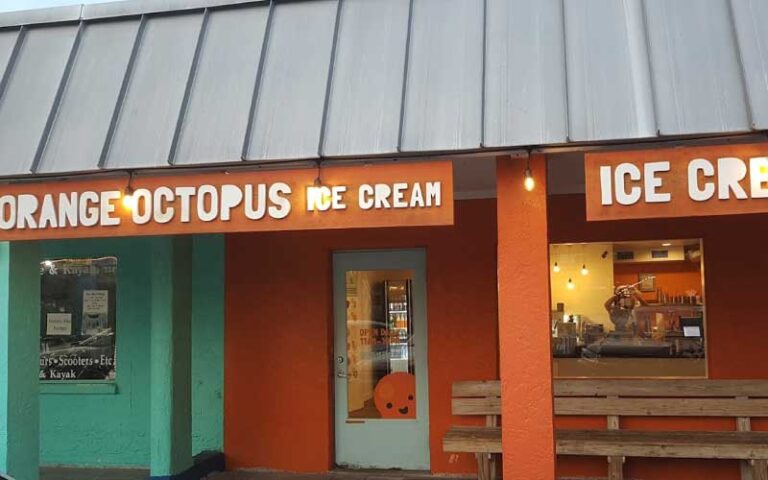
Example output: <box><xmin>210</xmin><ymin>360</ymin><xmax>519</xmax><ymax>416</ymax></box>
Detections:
<box><xmin>553</xmin><ymin>262</ymin><xmax>561</xmax><ymax>273</ymax></box>
<box><xmin>580</xmin><ymin>264</ymin><xmax>589</xmax><ymax>276</ymax></box>
<box><xmin>567</xmin><ymin>277</ymin><xmax>575</xmax><ymax>290</ymax></box>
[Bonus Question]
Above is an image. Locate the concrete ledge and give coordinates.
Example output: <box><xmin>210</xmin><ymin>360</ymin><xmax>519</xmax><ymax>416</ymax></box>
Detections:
<box><xmin>147</xmin><ymin>451</ymin><xmax>224</xmax><ymax>480</ymax></box>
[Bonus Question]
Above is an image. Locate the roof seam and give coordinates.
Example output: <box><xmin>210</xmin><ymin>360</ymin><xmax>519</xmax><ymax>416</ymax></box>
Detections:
<box><xmin>241</xmin><ymin>0</ymin><xmax>275</xmax><ymax>161</ymax></box>
<box><xmin>98</xmin><ymin>14</ymin><xmax>146</xmax><ymax>169</ymax></box>
<box><xmin>638</xmin><ymin>0</ymin><xmax>660</xmax><ymax>137</ymax></box>
<box><xmin>317</xmin><ymin>0</ymin><xmax>343</xmax><ymax>158</ymax></box>
<box><xmin>31</xmin><ymin>20</ymin><xmax>84</xmax><ymax>174</ymax></box>
<box><xmin>396</xmin><ymin>0</ymin><xmax>415</xmax><ymax>153</ymax></box>
<box><xmin>479</xmin><ymin>0</ymin><xmax>487</xmax><ymax>148</ymax></box>
<box><xmin>725</xmin><ymin>0</ymin><xmax>756</xmax><ymax>130</ymax></box>
<box><xmin>168</xmin><ymin>8</ymin><xmax>210</xmax><ymax>166</ymax></box>
<box><xmin>559</xmin><ymin>0</ymin><xmax>570</xmax><ymax>143</ymax></box>
<box><xmin>0</xmin><ymin>27</ymin><xmax>26</xmax><ymax>118</ymax></box>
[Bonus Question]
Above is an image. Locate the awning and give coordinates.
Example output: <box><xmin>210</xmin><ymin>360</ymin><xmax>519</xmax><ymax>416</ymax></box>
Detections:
<box><xmin>0</xmin><ymin>0</ymin><xmax>766</xmax><ymax>178</ymax></box>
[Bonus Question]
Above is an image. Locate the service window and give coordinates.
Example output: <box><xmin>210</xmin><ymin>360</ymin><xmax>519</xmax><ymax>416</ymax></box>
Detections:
<box><xmin>40</xmin><ymin>257</ymin><xmax>117</xmax><ymax>381</ymax></box>
<box><xmin>550</xmin><ymin>240</ymin><xmax>706</xmax><ymax>378</ymax></box>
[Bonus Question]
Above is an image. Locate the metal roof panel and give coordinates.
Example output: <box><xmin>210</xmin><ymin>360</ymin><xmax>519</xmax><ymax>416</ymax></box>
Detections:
<box><xmin>0</xmin><ymin>25</ymin><xmax>78</xmax><ymax>176</ymax></box>
<box><xmin>245</xmin><ymin>0</ymin><xmax>339</xmax><ymax>161</ymax></box>
<box><xmin>730</xmin><ymin>0</ymin><xmax>768</xmax><ymax>129</ymax></box>
<box><xmin>82</xmin><ymin>0</ymin><xmax>261</xmax><ymax>20</ymax></box>
<box><xmin>0</xmin><ymin>0</ymin><xmax>764</xmax><ymax>179</ymax></box>
<box><xmin>0</xmin><ymin>5</ymin><xmax>81</xmax><ymax>29</ymax></box>
<box><xmin>175</xmin><ymin>5</ymin><xmax>269</xmax><ymax>165</ymax></box>
<box><xmin>37</xmin><ymin>20</ymin><xmax>140</xmax><ymax>174</ymax></box>
<box><xmin>644</xmin><ymin>0</ymin><xmax>750</xmax><ymax>135</ymax></box>
<box><xmin>400</xmin><ymin>0</ymin><xmax>483</xmax><ymax>152</ymax></box>
<box><xmin>484</xmin><ymin>0</ymin><xmax>568</xmax><ymax>147</ymax></box>
<box><xmin>0</xmin><ymin>29</ymin><xmax>19</xmax><ymax>83</ymax></box>
<box><xmin>322</xmin><ymin>0</ymin><xmax>409</xmax><ymax>157</ymax></box>
<box><xmin>564</xmin><ymin>0</ymin><xmax>656</xmax><ymax>141</ymax></box>
<box><xmin>105</xmin><ymin>12</ymin><xmax>203</xmax><ymax>169</ymax></box>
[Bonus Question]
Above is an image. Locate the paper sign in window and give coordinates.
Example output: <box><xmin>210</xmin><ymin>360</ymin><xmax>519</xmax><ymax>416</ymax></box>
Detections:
<box><xmin>46</xmin><ymin>313</ymin><xmax>72</xmax><ymax>336</ymax></box>
<box><xmin>83</xmin><ymin>290</ymin><xmax>109</xmax><ymax>315</ymax></box>
<box><xmin>683</xmin><ymin>326</ymin><xmax>702</xmax><ymax>337</ymax></box>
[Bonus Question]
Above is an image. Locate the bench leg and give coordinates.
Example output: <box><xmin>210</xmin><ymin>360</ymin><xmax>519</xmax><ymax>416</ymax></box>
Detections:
<box><xmin>475</xmin><ymin>453</ymin><xmax>490</xmax><ymax>480</ymax></box>
<box><xmin>608</xmin><ymin>456</ymin><xmax>625</xmax><ymax>480</ymax></box>
<box><xmin>489</xmin><ymin>453</ymin><xmax>497</xmax><ymax>480</ymax></box>
<box><xmin>742</xmin><ymin>460</ymin><xmax>753</xmax><ymax>480</ymax></box>
<box><xmin>751</xmin><ymin>460</ymin><xmax>768</xmax><ymax>480</ymax></box>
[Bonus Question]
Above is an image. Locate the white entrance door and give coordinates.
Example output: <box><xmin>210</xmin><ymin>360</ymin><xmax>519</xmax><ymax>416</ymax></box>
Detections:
<box><xmin>333</xmin><ymin>249</ymin><xmax>430</xmax><ymax>470</ymax></box>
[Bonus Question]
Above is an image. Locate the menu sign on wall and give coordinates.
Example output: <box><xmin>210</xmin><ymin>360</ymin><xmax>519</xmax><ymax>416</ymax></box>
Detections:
<box><xmin>585</xmin><ymin>143</ymin><xmax>768</xmax><ymax>221</ymax></box>
<box><xmin>0</xmin><ymin>161</ymin><xmax>453</xmax><ymax>240</ymax></box>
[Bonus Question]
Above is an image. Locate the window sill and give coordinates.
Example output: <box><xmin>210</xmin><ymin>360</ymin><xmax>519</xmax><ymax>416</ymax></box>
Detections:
<box><xmin>40</xmin><ymin>382</ymin><xmax>118</xmax><ymax>395</ymax></box>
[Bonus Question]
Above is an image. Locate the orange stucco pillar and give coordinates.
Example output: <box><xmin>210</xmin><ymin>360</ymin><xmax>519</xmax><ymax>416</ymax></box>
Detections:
<box><xmin>496</xmin><ymin>154</ymin><xmax>555</xmax><ymax>479</ymax></box>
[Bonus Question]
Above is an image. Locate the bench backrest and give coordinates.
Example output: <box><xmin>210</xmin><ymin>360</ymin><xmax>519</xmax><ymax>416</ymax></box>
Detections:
<box><xmin>451</xmin><ymin>380</ymin><xmax>768</xmax><ymax>417</ymax></box>
<box><xmin>556</xmin><ymin>380</ymin><xmax>768</xmax><ymax>418</ymax></box>
<box><xmin>452</xmin><ymin>381</ymin><xmax>501</xmax><ymax>416</ymax></box>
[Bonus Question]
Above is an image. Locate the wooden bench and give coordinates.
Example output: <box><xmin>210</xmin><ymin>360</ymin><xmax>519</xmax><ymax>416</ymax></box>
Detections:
<box><xmin>443</xmin><ymin>379</ymin><xmax>768</xmax><ymax>480</ymax></box>
<box><xmin>443</xmin><ymin>380</ymin><xmax>501</xmax><ymax>480</ymax></box>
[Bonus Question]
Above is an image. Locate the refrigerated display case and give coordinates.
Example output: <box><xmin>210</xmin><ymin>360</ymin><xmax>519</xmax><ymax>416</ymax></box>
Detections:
<box><xmin>384</xmin><ymin>279</ymin><xmax>414</xmax><ymax>374</ymax></box>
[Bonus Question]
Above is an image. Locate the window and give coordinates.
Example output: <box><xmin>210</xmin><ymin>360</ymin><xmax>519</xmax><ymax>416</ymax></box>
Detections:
<box><xmin>40</xmin><ymin>257</ymin><xmax>117</xmax><ymax>381</ymax></box>
<box><xmin>550</xmin><ymin>240</ymin><xmax>705</xmax><ymax>378</ymax></box>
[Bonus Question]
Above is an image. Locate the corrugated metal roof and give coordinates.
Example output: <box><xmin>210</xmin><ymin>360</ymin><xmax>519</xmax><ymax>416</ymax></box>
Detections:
<box><xmin>0</xmin><ymin>0</ymin><xmax>765</xmax><ymax>177</ymax></box>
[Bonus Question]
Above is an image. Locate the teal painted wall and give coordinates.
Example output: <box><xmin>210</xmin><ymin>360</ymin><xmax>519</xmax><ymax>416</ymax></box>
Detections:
<box><xmin>191</xmin><ymin>235</ymin><xmax>224</xmax><ymax>454</ymax></box>
<box><xmin>39</xmin><ymin>235</ymin><xmax>223</xmax><ymax>467</ymax></box>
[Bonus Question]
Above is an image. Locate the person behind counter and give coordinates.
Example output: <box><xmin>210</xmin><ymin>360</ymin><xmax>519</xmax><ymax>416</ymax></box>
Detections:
<box><xmin>604</xmin><ymin>284</ymin><xmax>649</xmax><ymax>334</ymax></box>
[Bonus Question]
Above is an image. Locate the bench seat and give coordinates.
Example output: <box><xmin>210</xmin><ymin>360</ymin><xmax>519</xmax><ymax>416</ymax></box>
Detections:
<box><xmin>446</xmin><ymin>427</ymin><xmax>768</xmax><ymax>460</ymax></box>
<box><xmin>557</xmin><ymin>429</ymin><xmax>768</xmax><ymax>460</ymax></box>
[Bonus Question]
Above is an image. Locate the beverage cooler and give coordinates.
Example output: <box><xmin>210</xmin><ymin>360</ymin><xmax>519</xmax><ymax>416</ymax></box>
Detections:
<box><xmin>384</xmin><ymin>279</ymin><xmax>414</xmax><ymax>374</ymax></box>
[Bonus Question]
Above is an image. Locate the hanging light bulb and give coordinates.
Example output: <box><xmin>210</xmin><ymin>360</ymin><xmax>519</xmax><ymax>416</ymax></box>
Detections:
<box><xmin>523</xmin><ymin>165</ymin><xmax>535</xmax><ymax>191</ymax></box>
<box><xmin>580</xmin><ymin>264</ymin><xmax>589</xmax><ymax>276</ymax></box>
<box><xmin>122</xmin><ymin>172</ymin><xmax>136</xmax><ymax>211</ymax></box>
<box><xmin>307</xmin><ymin>161</ymin><xmax>333</xmax><ymax>211</ymax></box>
<box><xmin>567</xmin><ymin>277</ymin><xmax>575</xmax><ymax>290</ymax></box>
<box><xmin>553</xmin><ymin>262</ymin><xmax>561</xmax><ymax>273</ymax></box>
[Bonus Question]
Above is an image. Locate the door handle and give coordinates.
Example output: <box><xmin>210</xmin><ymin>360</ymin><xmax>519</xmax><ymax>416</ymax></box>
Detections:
<box><xmin>336</xmin><ymin>371</ymin><xmax>348</xmax><ymax>378</ymax></box>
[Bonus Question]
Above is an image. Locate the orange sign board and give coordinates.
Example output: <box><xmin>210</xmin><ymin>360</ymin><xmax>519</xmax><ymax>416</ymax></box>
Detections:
<box><xmin>585</xmin><ymin>143</ymin><xmax>768</xmax><ymax>221</ymax></box>
<box><xmin>0</xmin><ymin>161</ymin><xmax>453</xmax><ymax>240</ymax></box>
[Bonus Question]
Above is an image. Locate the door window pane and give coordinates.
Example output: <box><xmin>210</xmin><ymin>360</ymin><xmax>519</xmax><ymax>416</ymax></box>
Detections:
<box><xmin>345</xmin><ymin>270</ymin><xmax>416</xmax><ymax>419</ymax></box>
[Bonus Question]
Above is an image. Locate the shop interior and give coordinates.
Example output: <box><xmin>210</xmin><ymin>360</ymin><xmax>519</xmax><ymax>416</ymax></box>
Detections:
<box><xmin>550</xmin><ymin>239</ymin><xmax>706</xmax><ymax>378</ymax></box>
<box><xmin>345</xmin><ymin>270</ymin><xmax>415</xmax><ymax>419</ymax></box>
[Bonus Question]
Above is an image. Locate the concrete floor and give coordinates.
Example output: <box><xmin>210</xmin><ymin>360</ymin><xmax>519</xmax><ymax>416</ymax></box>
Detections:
<box><xmin>208</xmin><ymin>472</ymin><xmax>471</xmax><ymax>480</ymax></box>
<box><xmin>39</xmin><ymin>469</ymin><xmax>471</xmax><ymax>480</ymax></box>
<box><xmin>40</xmin><ymin>467</ymin><xmax>149</xmax><ymax>480</ymax></box>
<box><xmin>38</xmin><ymin>468</ymin><xmax>609</xmax><ymax>480</ymax></box>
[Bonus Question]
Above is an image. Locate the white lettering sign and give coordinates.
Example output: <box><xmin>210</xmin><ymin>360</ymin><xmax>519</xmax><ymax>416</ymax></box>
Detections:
<box><xmin>598</xmin><ymin>157</ymin><xmax>768</xmax><ymax>205</ymax></box>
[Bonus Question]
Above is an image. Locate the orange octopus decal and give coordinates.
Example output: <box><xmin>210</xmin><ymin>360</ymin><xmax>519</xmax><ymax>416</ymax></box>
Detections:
<box><xmin>374</xmin><ymin>372</ymin><xmax>416</xmax><ymax>419</ymax></box>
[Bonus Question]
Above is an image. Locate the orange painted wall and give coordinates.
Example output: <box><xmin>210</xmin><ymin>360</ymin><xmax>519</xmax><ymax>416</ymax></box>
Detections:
<box><xmin>614</xmin><ymin>261</ymin><xmax>702</xmax><ymax>303</ymax></box>
<box><xmin>497</xmin><ymin>155</ymin><xmax>556</xmax><ymax>480</ymax></box>
<box><xmin>549</xmin><ymin>193</ymin><xmax>768</xmax><ymax>480</ymax></box>
<box><xmin>224</xmin><ymin>199</ymin><xmax>498</xmax><ymax>473</ymax></box>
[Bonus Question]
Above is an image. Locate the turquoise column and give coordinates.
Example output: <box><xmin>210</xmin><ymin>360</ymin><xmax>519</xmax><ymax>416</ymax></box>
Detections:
<box><xmin>149</xmin><ymin>236</ymin><xmax>193</xmax><ymax>477</ymax></box>
<box><xmin>191</xmin><ymin>235</ymin><xmax>224</xmax><ymax>454</ymax></box>
<box><xmin>0</xmin><ymin>241</ymin><xmax>40</xmax><ymax>480</ymax></box>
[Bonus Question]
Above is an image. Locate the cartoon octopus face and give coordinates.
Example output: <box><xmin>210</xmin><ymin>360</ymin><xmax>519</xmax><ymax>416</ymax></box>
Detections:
<box><xmin>373</xmin><ymin>372</ymin><xmax>416</xmax><ymax>419</ymax></box>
